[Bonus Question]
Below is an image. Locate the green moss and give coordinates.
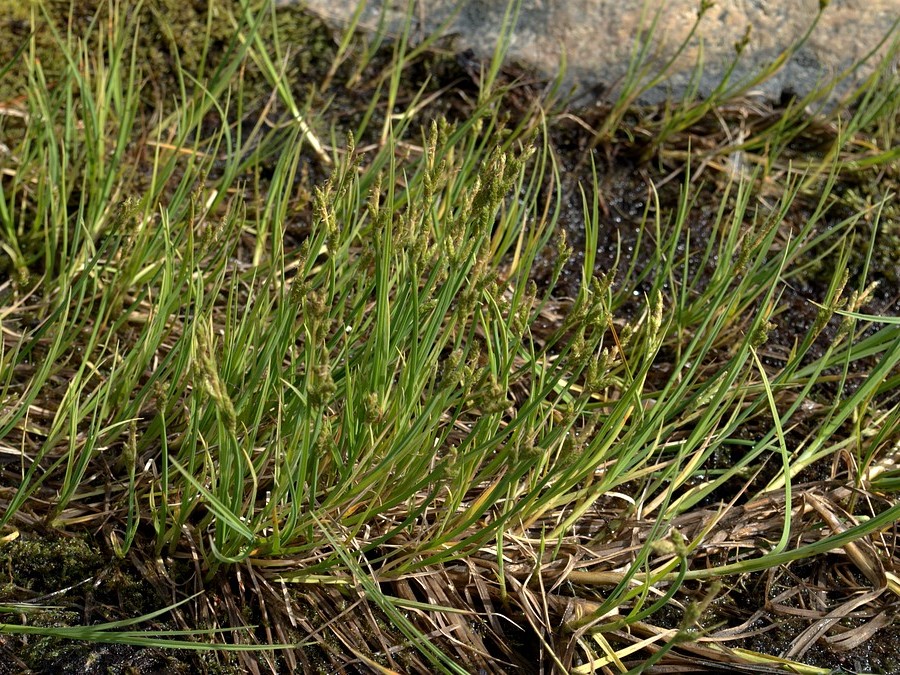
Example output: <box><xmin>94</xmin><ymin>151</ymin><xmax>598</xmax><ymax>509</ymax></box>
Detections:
<box><xmin>0</xmin><ymin>0</ymin><xmax>75</xmax><ymax>101</ymax></box>
<box><xmin>839</xmin><ymin>179</ymin><xmax>900</xmax><ymax>289</ymax></box>
<box><xmin>0</xmin><ymin>534</ymin><xmax>197</xmax><ymax>673</ymax></box>
<box><xmin>16</xmin><ymin>637</ymin><xmax>193</xmax><ymax>675</ymax></box>
<box><xmin>0</xmin><ymin>534</ymin><xmax>103</xmax><ymax>595</ymax></box>
<box><xmin>0</xmin><ymin>0</ymin><xmax>342</xmax><ymax>282</ymax></box>
<box><xmin>0</xmin><ymin>0</ymin><xmax>338</xmax><ymax>113</ymax></box>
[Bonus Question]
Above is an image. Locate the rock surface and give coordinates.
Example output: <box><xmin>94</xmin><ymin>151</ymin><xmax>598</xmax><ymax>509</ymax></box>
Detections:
<box><xmin>290</xmin><ymin>0</ymin><xmax>900</xmax><ymax>106</ymax></box>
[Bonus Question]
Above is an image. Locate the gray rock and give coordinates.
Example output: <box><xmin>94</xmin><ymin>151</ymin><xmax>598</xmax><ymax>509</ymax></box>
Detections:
<box><xmin>290</xmin><ymin>0</ymin><xmax>900</xmax><ymax>107</ymax></box>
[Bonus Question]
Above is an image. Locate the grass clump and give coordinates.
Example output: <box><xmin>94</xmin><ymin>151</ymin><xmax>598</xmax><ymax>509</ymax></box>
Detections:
<box><xmin>0</xmin><ymin>0</ymin><xmax>898</xmax><ymax>672</ymax></box>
